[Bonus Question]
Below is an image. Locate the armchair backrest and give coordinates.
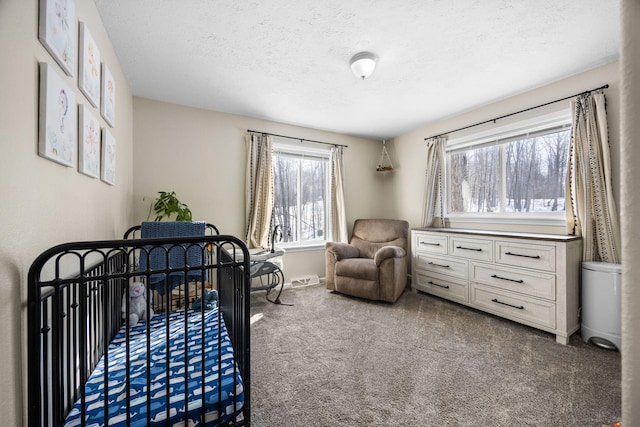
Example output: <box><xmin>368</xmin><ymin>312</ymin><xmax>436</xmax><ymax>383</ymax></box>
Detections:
<box><xmin>349</xmin><ymin>219</ymin><xmax>409</xmax><ymax>259</ymax></box>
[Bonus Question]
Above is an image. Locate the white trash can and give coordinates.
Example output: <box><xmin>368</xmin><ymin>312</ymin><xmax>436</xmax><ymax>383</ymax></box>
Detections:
<box><xmin>581</xmin><ymin>262</ymin><xmax>622</xmax><ymax>351</ymax></box>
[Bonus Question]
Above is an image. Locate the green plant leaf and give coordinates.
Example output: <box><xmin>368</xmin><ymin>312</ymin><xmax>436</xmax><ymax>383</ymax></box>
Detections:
<box><xmin>151</xmin><ymin>191</ymin><xmax>193</xmax><ymax>221</ymax></box>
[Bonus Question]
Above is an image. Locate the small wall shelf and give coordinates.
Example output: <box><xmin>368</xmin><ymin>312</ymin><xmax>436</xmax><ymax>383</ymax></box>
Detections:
<box><xmin>376</xmin><ymin>140</ymin><xmax>394</xmax><ymax>172</ymax></box>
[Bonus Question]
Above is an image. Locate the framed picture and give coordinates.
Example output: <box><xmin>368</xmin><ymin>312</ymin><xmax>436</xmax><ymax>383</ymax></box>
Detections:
<box><xmin>78</xmin><ymin>105</ymin><xmax>100</xmax><ymax>178</ymax></box>
<box><xmin>38</xmin><ymin>0</ymin><xmax>76</xmax><ymax>76</ymax></box>
<box><xmin>101</xmin><ymin>128</ymin><xmax>116</xmax><ymax>185</ymax></box>
<box><xmin>38</xmin><ymin>62</ymin><xmax>77</xmax><ymax>167</ymax></box>
<box><xmin>78</xmin><ymin>22</ymin><xmax>100</xmax><ymax>107</ymax></box>
<box><xmin>100</xmin><ymin>63</ymin><xmax>116</xmax><ymax>127</ymax></box>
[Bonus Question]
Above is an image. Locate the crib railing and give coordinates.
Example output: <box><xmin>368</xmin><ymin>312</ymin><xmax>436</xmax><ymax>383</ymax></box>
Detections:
<box><xmin>27</xmin><ymin>235</ymin><xmax>251</xmax><ymax>427</ymax></box>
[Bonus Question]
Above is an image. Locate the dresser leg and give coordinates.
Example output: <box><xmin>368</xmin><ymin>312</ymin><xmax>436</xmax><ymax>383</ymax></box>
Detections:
<box><xmin>556</xmin><ymin>334</ymin><xmax>569</xmax><ymax>345</ymax></box>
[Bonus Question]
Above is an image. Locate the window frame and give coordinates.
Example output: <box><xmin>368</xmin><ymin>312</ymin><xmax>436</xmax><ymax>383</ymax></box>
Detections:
<box><xmin>271</xmin><ymin>140</ymin><xmax>331</xmax><ymax>250</ymax></box>
<box><xmin>444</xmin><ymin>110</ymin><xmax>572</xmax><ymax>226</ymax></box>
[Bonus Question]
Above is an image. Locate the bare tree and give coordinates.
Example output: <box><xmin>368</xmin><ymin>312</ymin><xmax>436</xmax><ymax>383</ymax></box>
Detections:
<box><xmin>449</xmin><ymin>153</ymin><xmax>468</xmax><ymax>212</ymax></box>
<box><xmin>506</xmin><ymin>139</ymin><xmax>539</xmax><ymax>212</ymax></box>
<box><xmin>274</xmin><ymin>154</ymin><xmax>328</xmax><ymax>242</ymax></box>
<box><xmin>273</xmin><ymin>155</ymin><xmax>297</xmax><ymax>242</ymax></box>
<box><xmin>448</xmin><ymin>129</ymin><xmax>570</xmax><ymax>215</ymax></box>
<box><xmin>469</xmin><ymin>147</ymin><xmax>498</xmax><ymax>212</ymax></box>
<box><xmin>540</xmin><ymin>131</ymin><xmax>569</xmax><ymax>211</ymax></box>
<box><xmin>449</xmin><ymin>146</ymin><xmax>498</xmax><ymax>213</ymax></box>
<box><xmin>301</xmin><ymin>158</ymin><xmax>326</xmax><ymax>240</ymax></box>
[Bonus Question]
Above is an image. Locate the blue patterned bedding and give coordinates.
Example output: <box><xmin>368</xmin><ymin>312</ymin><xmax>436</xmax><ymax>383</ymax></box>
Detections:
<box><xmin>63</xmin><ymin>308</ymin><xmax>244</xmax><ymax>427</ymax></box>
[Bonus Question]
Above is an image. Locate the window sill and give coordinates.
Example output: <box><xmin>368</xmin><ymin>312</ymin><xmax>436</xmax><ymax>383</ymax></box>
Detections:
<box><xmin>446</xmin><ymin>214</ymin><xmax>567</xmax><ymax>227</ymax></box>
<box><xmin>279</xmin><ymin>243</ymin><xmax>327</xmax><ymax>253</ymax></box>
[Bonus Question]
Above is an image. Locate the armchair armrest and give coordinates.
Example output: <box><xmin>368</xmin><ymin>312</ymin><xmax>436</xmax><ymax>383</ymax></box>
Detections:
<box><xmin>326</xmin><ymin>242</ymin><xmax>360</xmax><ymax>260</ymax></box>
<box><xmin>373</xmin><ymin>245</ymin><xmax>406</xmax><ymax>266</ymax></box>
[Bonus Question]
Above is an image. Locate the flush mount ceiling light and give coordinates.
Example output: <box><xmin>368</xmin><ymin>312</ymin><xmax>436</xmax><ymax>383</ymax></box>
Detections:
<box><xmin>350</xmin><ymin>52</ymin><xmax>377</xmax><ymax>80</ymax></box>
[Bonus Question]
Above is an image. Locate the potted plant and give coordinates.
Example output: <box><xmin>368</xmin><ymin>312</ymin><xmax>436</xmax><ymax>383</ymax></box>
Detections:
<box><xmin>148</xmin><ymin>191</ymin><xmax>193</xmax><ymax>221</ymax></box>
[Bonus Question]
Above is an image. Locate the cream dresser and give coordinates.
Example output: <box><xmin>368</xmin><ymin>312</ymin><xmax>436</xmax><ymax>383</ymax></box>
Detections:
<box><xmin>411</xmin><ymin>228</ymin><xmax>582</xmax><ymax>344</ymax></box>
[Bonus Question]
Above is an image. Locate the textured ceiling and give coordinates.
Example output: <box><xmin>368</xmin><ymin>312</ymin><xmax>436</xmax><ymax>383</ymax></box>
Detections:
<box><xmin>94</xmin><ymin>0</ymin><xmax>620</xmax><ymax>140</ymax></box>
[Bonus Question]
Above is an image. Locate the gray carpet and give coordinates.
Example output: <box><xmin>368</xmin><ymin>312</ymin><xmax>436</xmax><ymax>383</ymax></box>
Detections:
<box><xmin>249</xmin><ymin>284</ymin><xmax>621</xmax><ymax>427</ymax></box>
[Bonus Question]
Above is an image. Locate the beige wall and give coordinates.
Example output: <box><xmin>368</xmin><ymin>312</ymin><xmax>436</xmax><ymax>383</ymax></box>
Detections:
<box><xmin>132</xmin><ymin>97</ymin><xmax>387</xmax><ymax>281</ymax></box>
<box><xmin>391</xmin><ymin>62</ymin><xmax>620</xmax><ymax>235</ymax></box>
<box><xmin>0</xmin><ymin>0</ymin><xmax>134</xmax><ymax>424</ymax></box>
<box><xmin>621</xmin><ymin>0</ymin><xmax>640</xmax><ymax>422</ymax></box>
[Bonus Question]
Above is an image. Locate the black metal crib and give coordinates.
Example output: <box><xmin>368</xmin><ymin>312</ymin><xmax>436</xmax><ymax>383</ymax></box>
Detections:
<box><xmin>27</xmin><ymin>230</ymin><xmax>251</xmax><ymax>427</ymax></box>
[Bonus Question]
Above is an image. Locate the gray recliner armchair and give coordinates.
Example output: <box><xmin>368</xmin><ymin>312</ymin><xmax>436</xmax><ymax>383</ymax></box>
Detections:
<box><xmin>325</xmin><ymin>218</ymin><xmax>409</xmax><ymax>303</ymax></box>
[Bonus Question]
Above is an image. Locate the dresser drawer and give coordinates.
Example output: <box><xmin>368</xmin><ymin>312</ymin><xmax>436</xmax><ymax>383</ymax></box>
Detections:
<box><xmin>414</xmin><ymin>271</ymin><xmax>469</xmax><ymax>303</ymax></box>
<box><xmin>495</xmin><ymin>240</ymin><xmax>556</xmax><ymax>272</ymax></box>
<box><xmin>470</xmin><ymin>284</ymin><xmax>556</xmax><ymax>329</ymax></box>
<box><xmin>449</xmin><ymin>236</ymin><xmax>493</xmax><ymax>262</ymax></box>
<box><xmin>414</xmin><ymin>233</ymin><xmax>448</xmax><ymax>255</ymax></box>
<box><xmin>415</xmin><ymin>253</ymin><xmax>468</xmax><ymax>280</ymax></box>
<box><xmin>471</xmin><ymin>262</ymin><xmax>556</xmax><ymax>300</ymax></box>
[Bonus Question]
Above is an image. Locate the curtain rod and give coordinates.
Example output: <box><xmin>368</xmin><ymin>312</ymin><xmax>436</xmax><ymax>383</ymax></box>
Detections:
<box><xmin>424</xmin><ymin>84</ymin><xmax>609</xmax><ymax>141</ymax></box>
<box><xmin>247</xmin><ymin>129</ymin><xmax>348</xmax><ymax>148</ymax></box>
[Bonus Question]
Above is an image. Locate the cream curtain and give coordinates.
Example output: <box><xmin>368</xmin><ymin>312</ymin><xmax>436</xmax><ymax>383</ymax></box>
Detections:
<box><xmin>566</xmin><ymin>92</ymin><xmax>621</xmax><ymax>262</ymax></box>
<box><xmin>329</xmin><ymin>146</ymin><xmax>348</xmax><ymax>242</ymax></box>
<box><xmin>422</xmin><ymin>136</ymin><xmax>447</xmax><ymax>227</ymax></box>
<box><xmin>245</xmin><ymin>133</ymin><xmax>273</xmax><ymax>249</ymax></box>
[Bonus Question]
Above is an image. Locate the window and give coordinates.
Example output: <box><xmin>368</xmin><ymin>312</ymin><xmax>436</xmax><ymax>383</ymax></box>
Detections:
<box><xmin>272</xmin><ymin>141</ymin><xmax>330</xmax><ymax>247</ymax></box>
<box><xmin>446</xmin><ymin>111</ymin><xmax>571</xmax><ymax>223</ymax></box>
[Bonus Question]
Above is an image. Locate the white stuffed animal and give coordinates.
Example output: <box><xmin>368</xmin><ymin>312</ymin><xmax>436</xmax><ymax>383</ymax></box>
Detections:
<box><xmin>122</xmin><ymin>281</ymin><xmax>154</xmax><ymax>327</ymax></box>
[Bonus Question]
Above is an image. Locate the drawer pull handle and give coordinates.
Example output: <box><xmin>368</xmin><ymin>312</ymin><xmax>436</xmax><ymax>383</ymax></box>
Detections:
<box><xmin>505</xmin><ymin>251</ymin><xmax>540</xmax><ymax>259</ymax></box>
<box><xmin>420</xmin><ymin>242</ymin><xmax>441</xmax><ymax>246</ymax></box>
<box><xmin>456</xmin><ymin>246</ymin><xmax>482</xmax><ymax>252</ymax></box>
<box><xmin>490</xmin><ymin>274</ymin><xmax>524</xmax><ymax>284</ymax></box>
<box><xmin>492</xmin><ymin>298</ymin><xmax>524</xmax><ymax>310</ymax></box>
<box><xmin>428</xmin><ymin>262</ymin><xmax>450</xmax><ymax>268</ymax></box>
<box><xmin>428</xmin><ymin>280</ymin><xmax>450</xmax><ymax>289</ymax></box>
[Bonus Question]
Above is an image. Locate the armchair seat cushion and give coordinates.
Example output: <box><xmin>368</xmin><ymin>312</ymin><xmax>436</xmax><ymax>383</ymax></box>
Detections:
<box><xmin>335</xmin><ymin>258</ymin><xmax>379</xmax><ymax>281</ymax></box>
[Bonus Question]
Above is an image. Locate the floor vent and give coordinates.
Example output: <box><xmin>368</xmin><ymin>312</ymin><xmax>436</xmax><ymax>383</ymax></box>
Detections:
<box><xmin>290</xmin><ymin>274</ymin><xmax>320</xmax><ymax>288</ymax></box>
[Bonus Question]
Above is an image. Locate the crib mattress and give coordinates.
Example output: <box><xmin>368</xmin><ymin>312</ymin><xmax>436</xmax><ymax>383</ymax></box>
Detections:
<box><xmin>63</xmin><ymin>308</ymin><xmax>244</xmax><ymax>427</ymax></box>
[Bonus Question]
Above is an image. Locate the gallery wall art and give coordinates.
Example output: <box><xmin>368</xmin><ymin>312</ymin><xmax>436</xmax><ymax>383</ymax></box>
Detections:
<box><xmin>78</xmin><ymin>22</ymin><xmax>101</xmax><ymax>107</ymax></box>
<box><xmin>101</xmin><ymin>63</ymin><xmax>116</xmax><ymax>127</ymax></box>
<box><xmin>37</xmin><ymin>0</ymin><xmax>122</xmax><ymax>187</ymax></box>
<box><xmin>78</xmin><ymin>104</ymin><xmax>101</xmax><ymax>178</ymax></box>
<box><xmin>39</xmin><ymin>0</ymin><xmax>76</xmax><ymax>76</ymax></box>
<box><xmin>101</xmin><ymin>127</ymin><xmax>116</xmax><ymax>185</ymax></box>
<box><xmin>38</xmin><ymin>62</ymin><xmax>77</xmax><ymax>167</ymax></box>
